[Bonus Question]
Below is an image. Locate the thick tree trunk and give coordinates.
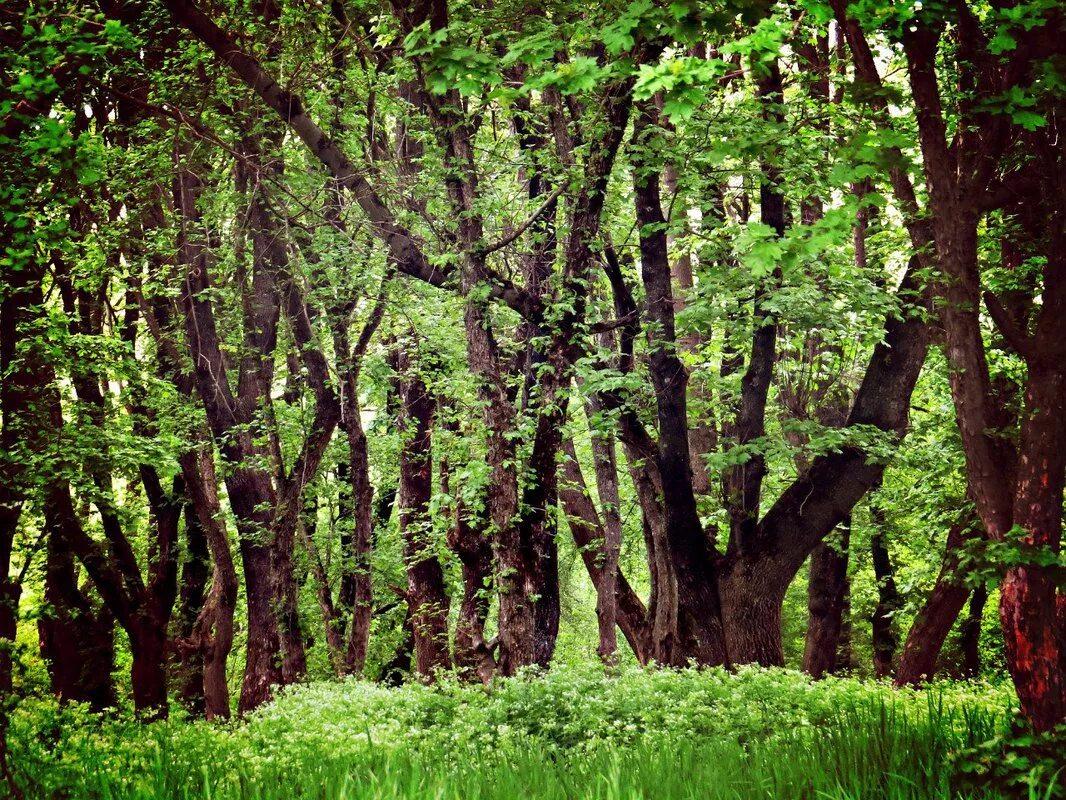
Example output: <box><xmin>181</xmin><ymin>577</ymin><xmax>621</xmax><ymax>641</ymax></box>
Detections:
<box><xmin>803</xmin><ymin>520</ymin><xmax>851</xmax><ymax>678</ymax></box>
<box><xmin>129</xmin><ymin>619</ymin><xmax>169</xmax><ymax>719</ymax></box>
<box><xmin>450</xmin><ymin>512</ymin><xmax>495</xmax><ymax>682</ymax></box>
<box><xmin>521</xmin><ymin>371</ymin><xmax>565</xmax><ymax>669</ymax></box>
<box><xmin>463</xmin><ymin>292</ymin><xmax>530</xmax><ymax>675</ymax></box>
<box><xmin>1000</xmin><ymin>368</ymin><xmax>1066</xmax><ymax>730</ymax></box>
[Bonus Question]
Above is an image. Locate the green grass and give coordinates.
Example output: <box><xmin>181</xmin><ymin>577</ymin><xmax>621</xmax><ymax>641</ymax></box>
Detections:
<box><xmin>8</xmin><ymin>665</ymin><xmax>1054</xmax><ymax>799</ymax></box>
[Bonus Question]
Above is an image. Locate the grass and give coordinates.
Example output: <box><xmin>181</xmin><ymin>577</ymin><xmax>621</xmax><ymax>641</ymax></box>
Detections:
<box><xmin>7</xmin><ymin>665</ymin><xmax>1055</xmax><ymax>799</ymax></box>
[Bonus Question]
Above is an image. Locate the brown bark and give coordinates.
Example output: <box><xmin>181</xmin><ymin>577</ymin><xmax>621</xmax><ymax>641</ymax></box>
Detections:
<box><xmin>440</xmin><ymin>447</ymin><xmax>496</xmax><ymax>682</ymax></box>
<box><xmin>175</xmin><ymin>501</ymin><xmax>210</xmax><ymax>714</ymax></box>
<box><xmin>895</xmin><ymin>516</ymin><xmax>981</xmax><ymax>686</ymax></box>
<box><xmin>895</xmin><ymin>10</ymin><xmax>1066</xmax><ymax>729</ymax></box>
<box><xmin>803</xmin><ymin>519</ymin><xmax>851</xmax><ymax>678</ymax></box>
<box><xmin>870</xmin><ymin>502</ymin><xmax>902</xmax><ymax>679</ymax></box>
<box><xmin>177</xmin><ymin>446</ymin><xmax>237</xmax><ymax>720</ymax></box>
<box><xmin>334</xmin><ymin>276</ymin><xmax>388</xmax><ymax>675</ymax></box>
<box><xmin>585</xmin><ymin>397</ymin><xmax>623</xmax><ymax>663</ymax></box>
<box><xmin>559</xmin><ymin>439</ymin><xmax>652</xmax><ymax>662</ymax></box>
<box><xmin>633</xmin><ymin>104</ymin><xmax>727</xmax><ymax>665</ymax></box>
<box><xmin>395</xmin><ymin>350</ymin><xmax>451</xmax><ymax>677</ymax></box>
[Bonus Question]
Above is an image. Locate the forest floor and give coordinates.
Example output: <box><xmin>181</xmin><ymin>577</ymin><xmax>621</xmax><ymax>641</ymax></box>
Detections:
<box><xmin>8</xmin><ymin>665</ymin><xmax>1055</xmax><ymax>799</ymax></box>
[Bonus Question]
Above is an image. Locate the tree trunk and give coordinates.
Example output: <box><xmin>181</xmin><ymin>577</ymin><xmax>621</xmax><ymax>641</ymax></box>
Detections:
<box><xmin>129</xmin><ymin>619</ymin><xmax>169</xmax><ymax>719</ymax></box>
<box><xmin>175</xmin><ymin>502</ymin><xmax>210</xmax><ymax>715</ymax></box>
<box><xmin>633</xmin><ymin>105</ymin><xmax>727</xmax><ymax>664</ymax></box>
<box><xmin>38</xmin><ymin>523</ymin><xmax>116</xmax><ymax>711</ymax></box>
<box><xmin>174</xmin><ymin>165</ymin><xmax>284</xmax><ymax>713</ymax></box>
<box><xmin>463</xmin><ymin>292</ymin><xmax>530</xmax><ymax>675</ymax></box>
<box><xmin>803</xmin><ymin>520</ymin><xmax>851</xmax><ymax>678</ymax></box>
<box><xmin>1001</xmin><ymin>368</ymin><xmax>1066</xmax><ymax>730</ymax></box>
<box><xmin>396</xmin><ymin>356</ymin><xmax>451</xmax><ymax>677</ymax></box>
<box><xmin>440</xmin><ymin>426</ymin><xmax>495</xmax><ymax>682</ymax></box>
<box><xmin>960</xmin><ymin>585</ymin><xmax>987</xmax><ymax>679</ymax></box>
<box><xmin>895</xmin><ymin>518</ymin><xmax>978</xmax><ymax>686</ymax></box>
<box><xmin>870</xmin><ymin>500</ymin><xmax>901</xmax><ymax>678</ymax></box>
<box><xmin>586</xmin><ymin>398</ymin><xmax>623</xmax><ymax>663</ymax></box>
<box><xmin>179</xmin><ymin>447</ymin><xmax>237</xmax><ymax>720</ymax></box>
<box><xmin>343</xmin><ymin>424</ymin><xmax>375</xmax><ymax>675</ymax></box>
<box><xmin>559</xmin><ymin>439</ymin><xmax>652</xmax><ymax>662</ymax></box>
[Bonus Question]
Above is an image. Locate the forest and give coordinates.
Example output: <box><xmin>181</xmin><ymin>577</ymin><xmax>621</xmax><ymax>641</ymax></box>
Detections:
<box><xmin>1</xmin><ymin>0</ymin><xmax>1064</xmax><ymax>797</ymax></box>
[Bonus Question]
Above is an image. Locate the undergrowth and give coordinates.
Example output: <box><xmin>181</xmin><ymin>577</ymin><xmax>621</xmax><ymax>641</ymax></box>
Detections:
<box><xmin>9</xmin><ymin>664</ymin><xmax>1056</xmax><ymax>799</ymax></box>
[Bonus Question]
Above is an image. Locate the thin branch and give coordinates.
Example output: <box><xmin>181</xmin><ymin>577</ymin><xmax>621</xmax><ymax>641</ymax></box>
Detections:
<box><xmin>477</xmin><ymin>184</ymin><xmax>564</xmax><ymax>256</ymax></box>
<box><xmin>983</xmin><ymin>290</ymin><xmax>1034</xmax><ymax>361</ymax></box>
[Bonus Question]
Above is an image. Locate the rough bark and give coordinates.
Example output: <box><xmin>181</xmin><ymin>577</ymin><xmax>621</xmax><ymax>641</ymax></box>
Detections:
<box><xmin>585</xmin><ymin>396</ymin><xmax>623</xmax><ymax>663</ymax></box>
<box><xmin>897</xmin><ymin>11</ymin><xmax>1066</xmax><ymax>729</ymax></box>
<box><xmin>440</xmin><ymin>431</ymin><xmax>496</xmax><ymax>683</ymax></box>
<box><xmin>335</xmin><ymin>277</ymin><xmax>388</xmax><ymax>675</ymax></box>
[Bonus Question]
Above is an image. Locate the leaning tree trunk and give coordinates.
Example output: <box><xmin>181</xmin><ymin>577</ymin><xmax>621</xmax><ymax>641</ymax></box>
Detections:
<box><xmin>895</xmin><ymin>517</ymin><xmax>979</xmax><ymax>686</ymax></box>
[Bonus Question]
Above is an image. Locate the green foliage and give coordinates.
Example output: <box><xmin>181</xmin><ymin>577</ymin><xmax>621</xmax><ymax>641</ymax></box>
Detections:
<box><xmin>8</xmin><ymin>665</ymin><xmax>1030</xmax><ymax>800</ymax></box>
<box><xmin>953</xmin><ymin>724</ymin><xmax>1066</xmax><ymax>798</ymax></box>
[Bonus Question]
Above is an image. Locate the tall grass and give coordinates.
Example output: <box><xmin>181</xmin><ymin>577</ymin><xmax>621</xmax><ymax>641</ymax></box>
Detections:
<box><xmin>9</xmin><ymin>665</ymin><xmax>1045</xmax><ymax>800</ymax></box>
